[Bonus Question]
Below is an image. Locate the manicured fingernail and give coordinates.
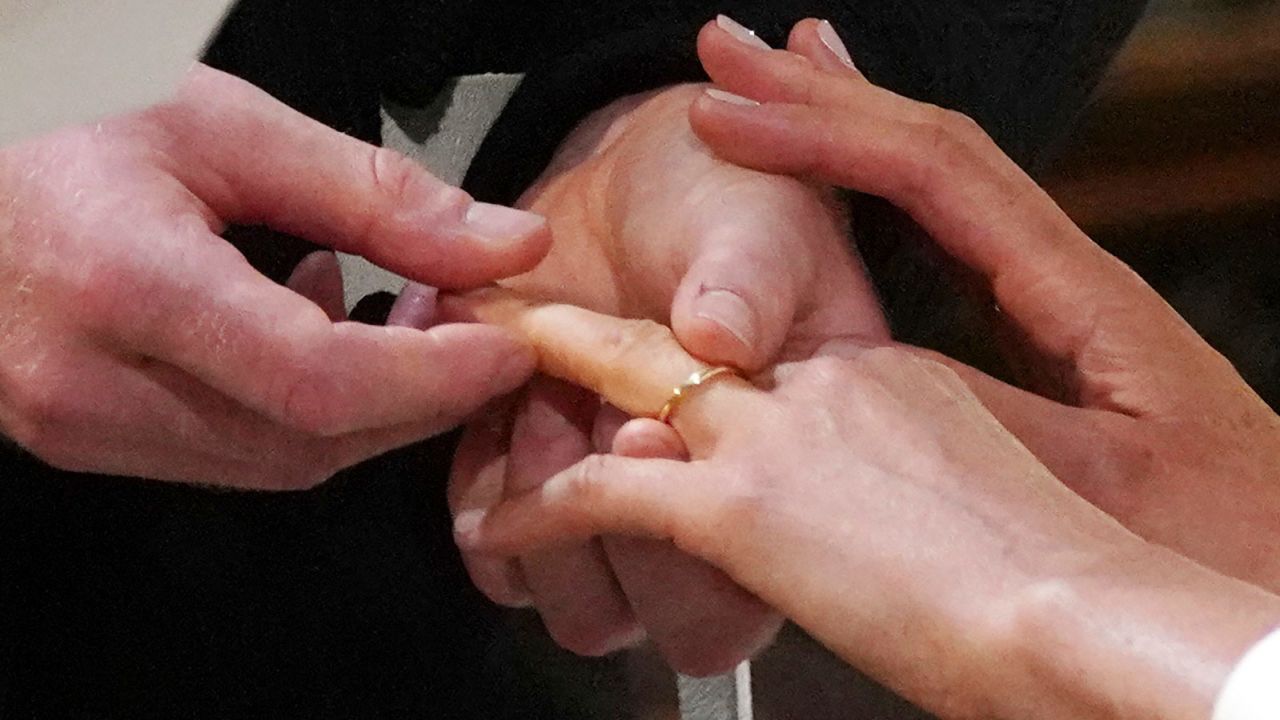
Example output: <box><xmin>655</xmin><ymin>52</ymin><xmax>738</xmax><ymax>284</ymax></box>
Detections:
<box><xmin>704</xmin><ymin>88</ymin><xmax>759</xmax><ymax>107</ymax></box>
<box><xmin>599</xmin><ymin>624</ymin><xmax>648</xmax><ymax>655</ymax></box>
<box><xmin>695</xmin><ymin>289</ymin><xmax>757</xmax><ymax>347</ymax></box>
<box><xmin>387</xmin><ymin>282</ymin><xmax>438</xmax><ymax>329</ymax></box>
<box><xmin>817</xmin><ymin>20</ymin><xmax>855</xmax><ymax>67</ymax></box>
<box><xmin>454</xmin><ymin>510</ymin><xmax>486</xmax><ymax>543</ymax></box>
<box><xmin>464</xmin><ymin>202</ymin><xmax>547</xmax><ymax>242</ymax></box>
<box><xmin>716</xmin><ymin>15</ymin><xmax>771</xmax><ymax>50</ymax></box>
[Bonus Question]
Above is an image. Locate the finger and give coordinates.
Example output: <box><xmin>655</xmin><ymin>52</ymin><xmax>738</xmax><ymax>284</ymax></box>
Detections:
<box><xmin>153</xmin><ymin>64</ymin><xmax>551</xmax><ymax>288</ymax></box>
<box><xmin>455</xmin><ymin>454</ymin><xmax>718</xmax><ymax>560</ymax></box>
<box><xmin>669</xmin><ymin>221</ymin><xmax>799</xmax><ymax>371</ymax></box>
<box><xmin>22</xmin><ymin>349</ymin><xmax>387</xmax><ymax>490</ymax></box>
<box><xmin>386</xmin><ymin>282</ymin><xmax>439</xmax><ymax>329</ymax></box>
<box><xmin>610</xmin><ymin>418</ymin><xmax>687</xmax><ymax>459</ymax></box>
<box><xmin>670</xmin><ymin>174</ymin><xmax>889</xmax><ymax>370</ymax></box>
<box><xmin>787</xmin><ymin>19</ymin><xmax>864</xmax><ymax>76</ymax></box>
<box><xmin>689</xmin><ymin>81</ymin><xmax>1219</xmax><ymax>411</ymax></box>
<box><xmin>440</xmin><ymin>288</ymin><xmax>767</xmax><ymax>453</ymax></box>
<box><xmin>507</xmin><ymin>377</ymin><xmax>642</xmax><ymax>656</ymax></box>
<box><xmin>448</xmin><ymin>417</ymin><xmax>534</xmax><ymax>607</ymax></box>
<box><xmin>604</xmin><ymin>419</ymin><xmax>779</xmax><ymax>676</ymax></box>
<box><xmin>129</xmin><ymin>357</ymin><xmax>504</xmax><ymax>490</ymax></box>
<box><xmin>286</xmin><ymin>250</ymin><xmax>347</xmax><ymax>321</ymax></box>
<box><xmin>106</xmin><ymin>237</ymin><xmax>535</xmax><ymax>436</ymax></box>
<box><xmin>697</xmin><ymin>17</ymin><xmax>878</xmax><ymax>110</ymax></box>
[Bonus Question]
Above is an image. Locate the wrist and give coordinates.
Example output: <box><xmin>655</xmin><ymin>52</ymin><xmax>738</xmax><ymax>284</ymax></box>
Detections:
<box><xmin>993</xmin><ymin>536</ymin><xmax>1280</xmax><ymax>720</ymax></box>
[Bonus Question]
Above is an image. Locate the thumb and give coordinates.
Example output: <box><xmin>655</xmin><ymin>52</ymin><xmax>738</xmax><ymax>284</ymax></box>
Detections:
<box><xmin>671</xmin><ymin>244</ymin><xmax>795</xmax><ymax>371</ymax></box>
<box><xmin>154</xmin><ymin>64</ymin><xmax>551</xmax><ymax>288</ymax></box>
<box><xmin>669</xmin><ymin>186</ymin><xmax>819</xmax><ymax>371</ymax></box>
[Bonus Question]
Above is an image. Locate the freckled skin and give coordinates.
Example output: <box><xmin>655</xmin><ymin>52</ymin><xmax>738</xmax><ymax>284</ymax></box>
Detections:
<box><xmin>0</xmin><ymin>63</ymin><xmax>550</xmax><ymax>489</ymax></box>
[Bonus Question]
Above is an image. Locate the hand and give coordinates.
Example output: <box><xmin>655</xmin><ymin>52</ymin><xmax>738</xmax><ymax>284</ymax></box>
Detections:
<box><xmin>444</xmin><ymin>19</ymin><xmax>1280</xmax><ymax>718</ymax></box>
<box><xmin>443</xmin><ymin>289</ymin><xmax>1280</xmax><ymax>720</ymax></box>
<box><xmin>0</xmin><ymin>63</ymin><xmax>550</xmax><ymax>489</ymax></box>
<box><xmin>684</xmin><ymin>18</ymin><xmax>1280</xmax><ymax>591</ymax></box>
<box><xmin>445</xmin><ymin>77</ymin><xmax>888</xmax><ymax>672</ymax></box>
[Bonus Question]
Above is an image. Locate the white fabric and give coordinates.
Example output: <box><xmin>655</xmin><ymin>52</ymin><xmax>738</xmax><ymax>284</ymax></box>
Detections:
<box><xmin>0</xmin><ymin>0</ymin><xmax>234</xmax><ymax>145</ymax></box>
<box><xmin>1214</xmin><ymin>627</ymin><xmax>1280</xmax><ymax>720</ymax></box>
<box><xmin>339</xmin><ymin>73</ymin><xmax>524</xmax><ymax>307</ymax></box>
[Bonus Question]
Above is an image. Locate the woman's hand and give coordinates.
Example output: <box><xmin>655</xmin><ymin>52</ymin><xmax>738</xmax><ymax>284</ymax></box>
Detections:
<box><xmin>439</xmin><ymin>18</ymin><xmax>1280</xmax><ymax>718</ymax></box>
<box><xmin>442</xmin><ymin>287</ymin><xmax>1280</xmax><ymax>720</ymax></box>
<box><xmin>686</xmin><ymin>17</ymin><xmax>1280</xmax><ymax>592</ymax></box>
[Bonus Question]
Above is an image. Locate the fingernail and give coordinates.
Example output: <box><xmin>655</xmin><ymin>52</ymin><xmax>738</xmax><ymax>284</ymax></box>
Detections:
<box><xmin>454</xmin><ymin>510</ymin><xmax>486</xmax><ymax>543</ymax></box>
<box><xmin>704</xmin><ymin>88</ymin><xmax>759</xmax><ymax>107</ymax></box>
<box><xmin>387</xmin><ymin>282</ymin><xmax>438</xmax><ymax>329</ymax></box>
<box><xmin>694</xmin><ymin>289</ymin><xmax>757</xmax><ymax>348</ymax></box>
<box><xmin>464</xmin><ymin>202</ymin><xmax>547</xmax><ymax>242</ymax></box>
<box><xmin>716</xmin><ymin>15</ymin><xmax>771</xmax><ymax>50</ymax></box>
<box><xmin>817</xmin><ymin>20</ymin><xmax>856</xmax><ymax>68</ymax></box>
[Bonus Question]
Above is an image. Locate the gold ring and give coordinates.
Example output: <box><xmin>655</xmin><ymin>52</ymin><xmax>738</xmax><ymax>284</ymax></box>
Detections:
<box><xmin>657</xmin><ymin>366</ymin><xmax>740</xmax><ymax>424</ymax></box>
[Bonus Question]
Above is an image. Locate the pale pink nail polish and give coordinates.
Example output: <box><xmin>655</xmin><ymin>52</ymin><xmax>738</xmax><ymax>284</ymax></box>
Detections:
<box><xmin>716</xmin><ymin>14</ymin><xmax>771</xmax><ymax>50</ymax></box>
<box><xmin>817</xmin><ymin>20</ymin><xmax>856</xmax><ymax>68</ymax></box>
<box><xmin>387</xmin><ymin>282</ymin><xmax>438</xmax><ymax>329</ymax></box>
<box><xmin>453</xmin><ymin>510</ymin><xmax>486</xmax><ymax>542</ymax></box>
<box><xmin>703</xmin><ymin>88</ymin><xmax>759</xmax><ymax>107</ymax></box>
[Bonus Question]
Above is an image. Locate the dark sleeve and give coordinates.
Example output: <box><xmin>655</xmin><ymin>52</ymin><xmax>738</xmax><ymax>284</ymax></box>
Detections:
<box><xmin>463</xmin><ymin>1</ymin><xmax>1149</xmax><ymax>203</ymax></box>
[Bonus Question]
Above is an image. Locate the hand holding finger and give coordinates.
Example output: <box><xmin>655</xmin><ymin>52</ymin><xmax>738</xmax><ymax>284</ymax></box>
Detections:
<box><xmin>604</xmin><ymin>417</ymin><xmax>782</xmax><ymax>675</ymax></box>
<box><xmin>440</xmin><ymin>288</ymin><xmax>767</xmax><ymax>454</ymax></box>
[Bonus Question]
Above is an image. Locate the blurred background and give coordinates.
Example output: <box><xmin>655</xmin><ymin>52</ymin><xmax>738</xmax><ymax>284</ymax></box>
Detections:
<box><xmin>1043</xmin><ymin>0</ymin><xmax>1280</xmax><ymax>412</ymax></box>
<box><xmin>535</xmin><ymin>1</ymin><xmax>1280</xmax><ymax>717</ymax></box>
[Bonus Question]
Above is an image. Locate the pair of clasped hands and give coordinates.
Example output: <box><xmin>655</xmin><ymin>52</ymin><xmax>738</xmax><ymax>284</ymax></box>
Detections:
<box><xmin>5</xmin><ymin>13</ymin><xmax>1280</xmax><ymax>718</ymax></box>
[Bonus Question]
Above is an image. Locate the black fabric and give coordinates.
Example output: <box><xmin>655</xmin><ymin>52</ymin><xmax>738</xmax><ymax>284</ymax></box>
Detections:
<box><xmin>2</xmin><ymin>2</ymin><xmax>1146</xmax><ymax>718</ymax></box>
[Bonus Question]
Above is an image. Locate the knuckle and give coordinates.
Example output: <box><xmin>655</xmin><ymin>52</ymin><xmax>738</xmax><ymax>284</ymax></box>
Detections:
<box><xmin>271</xmin><ymin>369</ymin><xmax>345</xmax><ymax>437</ymax></box>
<box><xmin>6</xmin><ymin>383</ymin><xmax>76</xmax><ymax>461</ymax></box>
<box><xmin>900</xmin><ymin>105</ymin><xmax>980</xmax><ymax>198</ymax></box>
<box><xmin>705</xmin><ymin>471</ymin><xmax>771</xmax><ymax>547</ymax></box>
<box><xmin>368</xmin><ymin>146</ymin><xmax>466</xmax><ymax>221</ymax></box>
<box><xmin>791</xmin><ymin>355</ymin><xmax>857</xmax><ymax>390</ymax></box>
<box><xmin>561</xmin><ymin>454</ymin><xmax>611</xmax><ymax>505</ymax></box>
<box><xmin>601</xmin><ymin>318</ymin><xmax>677</xmax><ymax>364</ymax></box>
<box><xmin>368</xmin><ymin>146</ymin><xmax>420</xmax><ymax>207</ymax></box>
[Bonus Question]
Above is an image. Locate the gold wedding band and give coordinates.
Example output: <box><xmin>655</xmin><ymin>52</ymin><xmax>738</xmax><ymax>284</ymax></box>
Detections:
<box><xmin>657</xmin><ymin>366</ymin><xmax>741</xmax><ymax>424</ymax></box>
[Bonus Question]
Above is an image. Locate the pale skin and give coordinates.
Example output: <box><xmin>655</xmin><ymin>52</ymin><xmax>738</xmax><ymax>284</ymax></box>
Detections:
<box><xmin>0</xmin><ymin>64</ymin><xmax>551</xmax><ymax>489</ymax></box>
<box><xmin>444</xmin><ymin>17</ymin><xmax>889</xmax><ymax>673</ymax></box>
<box><xmin>684</xmin><ymin>16</ymin><xmax>1280</xmax><ymax>593</ymax></box>
<box><xmin>448</xmin><ymin>18</ymin><xmax>1280</xmax><ymax>720</ymax></box>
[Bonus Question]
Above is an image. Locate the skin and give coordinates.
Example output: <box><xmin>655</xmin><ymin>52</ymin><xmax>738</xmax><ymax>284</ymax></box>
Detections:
<box><xmin>450</xmin><ymin>307</ymin><xmax>1280</xmax><ymax>719</ymax></box>
<box><xmin>685</xmin><ymin>17</ymin><xmax>1280</xmax><ymax>593</ymax></box>
<box><xmin>443</xmin><ymin>69</ymin><xmax>889</xmax><ymax>670</ymax></box>
<box><xmin>446</xmin><ymin>19</ymin><xmax>1280</xmax><ymax>719</ymax></box>
<box><xmin>0</xmin><ymin>64</ymin><xmax>551</xmax><ymax>489</ymax></box>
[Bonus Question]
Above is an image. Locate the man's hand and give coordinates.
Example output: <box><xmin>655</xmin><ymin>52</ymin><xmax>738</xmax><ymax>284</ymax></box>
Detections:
<box><xmin>446</xmin><ymin>77</ymin><xmax>888</xmax><ymax>673</ymax></box>
<box><xmin>0</xmin><ymin>63</ymin><xmax>551</xmax><ymax>489</ymax></box>
<box><xmin>689</xmin><ymin>17</ymin><xmax>1280</xmax><ymax>592</ymax></box>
